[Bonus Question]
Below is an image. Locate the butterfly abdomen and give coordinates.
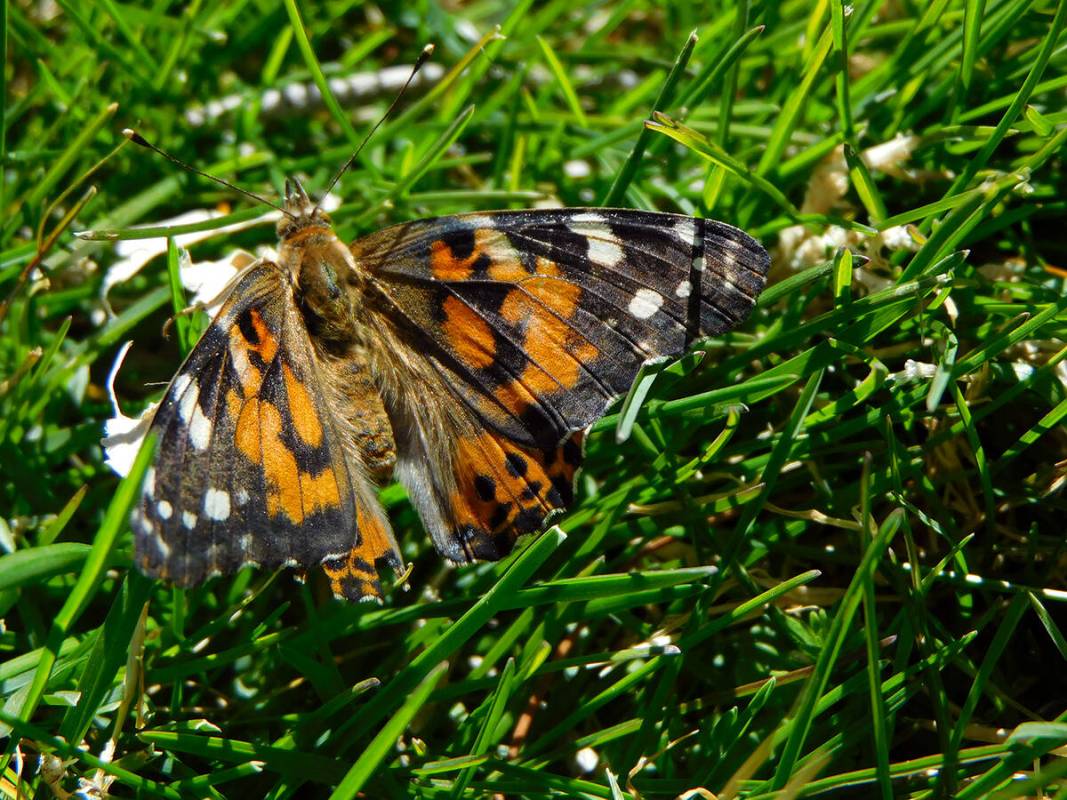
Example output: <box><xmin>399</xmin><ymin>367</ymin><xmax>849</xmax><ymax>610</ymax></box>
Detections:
<box><xmin>331</xmin><ymin>356</ymin><xmax>397</xmax><ymax>482</ymax></box>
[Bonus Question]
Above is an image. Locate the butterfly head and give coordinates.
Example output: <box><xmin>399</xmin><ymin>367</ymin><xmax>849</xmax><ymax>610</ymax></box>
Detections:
<box><xmin>274</xmin><ymin>178</ymin><xmax>362</xmax><ymax>342</ymax></box>
<box><xmin>277</xmin><ymin>178</ymin><xmax>332</xmax><ymax>238</ymax></box>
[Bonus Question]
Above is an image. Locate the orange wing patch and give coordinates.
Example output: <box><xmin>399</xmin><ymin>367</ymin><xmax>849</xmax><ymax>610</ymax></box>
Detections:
<box><xmin>223</xmin><ymin>311</ymin><xmax>342</xmax><ymax>526</ymax></box>
<box><xmin>493</xmin><ymin>274</ymin><xmax>599</xmax><ymax>415</ymax></box>
<box><xmin>442</xmin><ymin>295</ymin><xmax>497</xmax><ymax>370</ymax></box>
<box><xmin>430</xmin><ymin>228</ymin><xmax>499</xmax><ymax>281</ymax></box>
<box><xmin>322</xmin><ymin>501</ymin><xmax>401</xmax><ymax>600</ymax></box>
<box><xmin>228</xmin><ymin>392</ymin><xmax>341</xmax><ymax>524</ymax></box>
<box><xmin>448</xmin><ymin>430</ymin><xmax>583</xmax><ymax>559</ymax></box>
<box><xmin>232</xmin><ymin>307</ymin><xmax>278</xmax><ymax>366</ymax></box>
<box><xmin>282</xmin><ymin>362</ymin><xmax>323</xmax><ymax>446</ymax></box>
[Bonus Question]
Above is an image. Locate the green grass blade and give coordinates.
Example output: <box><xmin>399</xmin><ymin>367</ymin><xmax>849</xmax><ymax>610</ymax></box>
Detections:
<box><xmin>603</xmin><ymin>30</ymin><xmax>697</xmax><ymax>206</ymax></box>
<box><xmin>6</xmin><ymin>433</ymin><xmax>155</xmax><ymax>757</ymax></box>
<box><xmin>330</xmin><ymin>661</ymin><xmax>448</xmax><ymax>799</ymax></box>
<box><xmin>332</xmin><ymin>528</ymin><xmax>565</xmax><ymax>751</ymax></box>
<box><xmin>942</xmin><ymin>0</ymin><xmax>1067</xmax><ymax>197</ymax></box>
<box><xmin>0</xmin><ymin>543</ymin><xmax>94</xmax><ymax>591</ymax></box>
<box><xmin>757</xmin><ymin>25</ymin><xmax>833</xmax><ymax>177</ymax></box>
<box><xmin>535</xmin><ymin>35</ymin><xmax>589</xmax><ymax>128</ymax></box>
<box><xmin>771</xmin><ymin>509</ymin><xmax>904</xmax><ymax>789</ymax></box>
<box><xmin>281</xmin><ymin>0</ymin><xmax>360</xmax><ymax>145</ymax></box>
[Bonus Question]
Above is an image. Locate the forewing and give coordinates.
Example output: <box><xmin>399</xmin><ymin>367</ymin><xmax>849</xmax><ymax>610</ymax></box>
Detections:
<box><xmin>354</xmin><ymin>208</ymin><xmax>768</xmax><ymax>561</ymax></box>
<box><xmin>132</xmin><ymin>261</ymin><xmax>400</xmax><ymax>600</ymax></box>
<box><xmin>355</xmin><ymin>208</ymin><xmax>767</xmax><ymax>449</ymax></box>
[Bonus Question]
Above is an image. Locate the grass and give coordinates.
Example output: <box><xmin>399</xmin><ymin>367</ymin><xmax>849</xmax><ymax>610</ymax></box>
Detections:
<box><xmin>3</xmin><ymin>1</ymin><xmax>1067</xmax><ymax>797</ymax></box>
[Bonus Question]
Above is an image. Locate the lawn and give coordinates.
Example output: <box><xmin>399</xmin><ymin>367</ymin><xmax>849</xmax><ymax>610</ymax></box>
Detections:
<box><xmin>2</xmin><ymin>1</ymin><xmax>1067</xmax><ymax>798</ymax></box>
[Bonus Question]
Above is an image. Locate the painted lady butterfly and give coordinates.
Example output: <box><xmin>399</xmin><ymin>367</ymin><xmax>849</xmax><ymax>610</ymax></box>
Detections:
<box><xmin>128</xmin><ymin>140</ymin><xmax>769</xmax><ymax>602</ymax></box>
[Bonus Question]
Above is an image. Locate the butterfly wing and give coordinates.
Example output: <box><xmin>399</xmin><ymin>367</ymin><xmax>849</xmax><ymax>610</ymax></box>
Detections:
<box><xmin>353</xmin><ymin>208</ymin><xmax>768</xmax><ymax>561</ymax></box>
<box><xmin>132</xmin><ymin>261</ymin><xmax>401</xmax><ymax>600</ymax></box>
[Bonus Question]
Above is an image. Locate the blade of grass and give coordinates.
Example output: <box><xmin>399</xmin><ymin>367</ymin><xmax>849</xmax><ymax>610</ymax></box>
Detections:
<box><xmin>281</xmin><ymin>0</ymin><xmax>360</xmax><ymax>145</ymax></box>
<box><xmin>23</xmin><ymin>101</ymin><xmax>116</xmax><ymax>210</ymax></box>
<box><xmin>3</xmin><ymin>432</ymin><xmax>155</xmax><ymax>769</ymax></box>
<box><xmin>0</xmin><ymin>543</ymin><xmax>94</xmax><ymax>592</ymax></box>
<box><xmin>165</xmin><ymin>239</ymin><xmax>194</xmax><ymax>356</ymax></box>
<box><xmin>757</xmin><ymin>25</ymin><xmax>833</xmax><ymax>177</ymax></box>
<box><xmin>770</xmin><ymin>509</ymin><xmax>904</xmax><ymax>790</ymax></box>
<box><xmin>353</xmin><ymin>105</ymin><xmax>475</xmax><ymax>225</ymax></box>
<box><xmin>603</xmin><ymin>30</ymin><xmax>697</xmax><ymax>206</ymax></box>
<box><xmin>535</xmin><ymin>35</ymin><xmax>589</xmax><ymax>128</ymax></box>
<box><xmin>332</xmin><ymin>527</ymin><xmax>565</xmax><ymax>751</ymax></box>
<box><xmin>0</xmin><ymin>709</ymin><xmax>182</xmax><ymax>799</ymax></box>
<box><xmin>330</xmin><ymin>661</ymin><xmax>449</xmax><ymax>799</ymax></box>
<box><xmin>450</xmin><ymin>658</ymin><xmax>517</xmax><ymax>798</ymax></box>
<box><xmin>940</xmin><ymin>0</ymin><xmax>1067</xmax><ymax>199</ymax></box>
<box><xmin>646</xmin><ymin>113</ymin><xmax>800</xmax><ymax>217</ymax></box>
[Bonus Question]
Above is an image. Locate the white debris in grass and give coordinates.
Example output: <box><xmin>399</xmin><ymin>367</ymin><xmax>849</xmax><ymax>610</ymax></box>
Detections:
<box><xmin>889</xmin><ymin>359</ymin><xmax>938</xmax><ymax>383</ymax></box>
<box><xmin>101</xmin><ymin>341</ymin><xmax>155</xmax><ymax>479</ymax></box>
<box><xmin>879</xmin><ymin>225</ymin><xmax>917</xmax><ymax>252</ymax></box>
<box><xmin>775</xmin><ymin>135</ymin><xmax>924</xmax><ymax>274</ymax></box>
<box><xmin>564</xmin><ymin>159</ymin><xmax>592</xmax><ymax>179</ymax></box>
<box><xmin>575</xmin><ymin>747</ymin><xmax>599</xmax><ymax>773</ymax></box>
<box><xmin>180</xmin><ymin>248</ymin><xmax>261</xmax><ymax>317</ymax></box>
<box><xmin>97</xmin><ymin>207</ymin><xmax>279</xmax><ymax>303</ymax></box>
<box><xmin>863</xmin><ymin>134</ymin><xmax>922</xmax><ymax>178</ymax></box>
<box><xmin>95</xmin><ymin>192</ymin><xmax>341</xmax><ymax>307</ymax></box>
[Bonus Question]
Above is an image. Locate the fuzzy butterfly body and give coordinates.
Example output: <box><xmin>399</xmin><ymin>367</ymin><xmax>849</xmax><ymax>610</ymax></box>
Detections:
<box><xmin>132</xmin><ymin>180</ymin><xmax>769</xmax><ymax>601</ymax></box>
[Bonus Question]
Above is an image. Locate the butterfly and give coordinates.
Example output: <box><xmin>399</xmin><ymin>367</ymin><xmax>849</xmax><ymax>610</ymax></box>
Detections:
<box><xmin>129</xmin><ymin>177</ymin><xmax>769</xmax><ymax>601</ymax></box>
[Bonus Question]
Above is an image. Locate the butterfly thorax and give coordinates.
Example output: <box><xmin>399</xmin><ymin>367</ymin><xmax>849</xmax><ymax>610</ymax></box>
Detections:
<box><xmin>270</xmin><ymin>180</ymin><xmax>398</xmax><ymax>480</ymax></box>
<box><xmin>282</xmin><ymin>226</ymin><xmax>362</xmax><ymax>348</ymax></box>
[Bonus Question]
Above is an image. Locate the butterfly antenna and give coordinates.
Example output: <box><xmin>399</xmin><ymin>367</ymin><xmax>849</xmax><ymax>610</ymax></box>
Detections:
<box><xmin>316</xmin><ymin>43</ymin><xmax>435</xmax><ymax>210</ymax></box>
<box><xmin>122</xmin><ymin>129</ymin><xmax>296</xmax><ymax>219</ymax></box>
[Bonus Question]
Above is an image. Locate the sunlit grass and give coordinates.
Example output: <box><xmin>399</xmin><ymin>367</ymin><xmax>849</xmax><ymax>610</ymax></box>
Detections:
<box><xmin>2</xmin><ymin>1</ymin><xmax>1066</xmax><ymax>798</ymax></box>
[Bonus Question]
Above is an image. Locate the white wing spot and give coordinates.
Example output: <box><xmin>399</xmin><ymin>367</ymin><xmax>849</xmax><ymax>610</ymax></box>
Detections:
<box><xmin>134</xmin><ymin>510</ymin><xmax>153</xmax><ymax>534</ymax></box>
<box><xmin>229</xmin><ymin>330</ymin><xmax>253</xmax><ymax>382</ymax></box>
<box><xmin>156</xmin><ymin>500</ymin><xmax>173</xmax><ymax>520</ymax></box>
<box><xmin>675</xmin><ymin>280</ymin><xmax>692</xmax><ymax>298</ymax></box>
<box><xmin>204</xmin><ymin>488</ymin><xmax>231</xmax><ymax>521</ymax></box>
<box><xmin>189</xmin><ymin>405</ymin><xmax>212</xmax><ymax>451</ymax></box>
<box><xmin>587</xmin><ymin>235</ymin><xmax>623</xmax><ymax>268</ymax></box>
<box><xmin>571</xmin><ymin>212</ymin><xmax>604</xmax><ymax>224</ymax></box>
<box><xmin>235</xmin><ymin>489</ymin><xmax>249</xmax><ymax>506</ymax></box>
<box><xmin>674</xmin><ymin>218</ymin><xmax>698</xmax><ymax>248</ymax></box>
<box><xmin>174</xmin><ymin>374</ymin><xmax>212</xmax><ymax>451</ymax></box>
<box><xmin>628</xmin><ymin>288</ymin><xmax>663</xmax><ymax>320</ymax></box>
<box><xmin>144</xmin><ymin>467</ymin><xmax>156</xmax><ymax>497</ymax></box>
<box><xmin>174</xmin><ymin>374</ymin><xmax>195</xmax><ymax>421</ymax></box>
<box><xmin>458</xmin><ymin>214</ymin><xmax>497</xmax><ymax>230</ymax></box>
<box><xmin>718</xmin><ymin>246</ymin><xmax>741</xmax><ymax>281</ymax></box>
<box><xmin>568</xmin><ymin>218</ymin><xmax>624</xmax><ymax>268</ymax></box>
<box><xmin>182</xmin><ymin>511</ymin><xmax>198</xmax><ymax>529</ymax></box>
